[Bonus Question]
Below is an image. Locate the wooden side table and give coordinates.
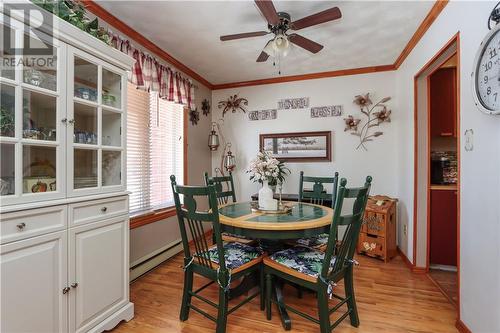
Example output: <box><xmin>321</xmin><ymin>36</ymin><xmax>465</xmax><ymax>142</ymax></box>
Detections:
<box><xmin>357</xmin><ymin>195</ymin><xmax>398</xmax><ymax>262</ymax></box>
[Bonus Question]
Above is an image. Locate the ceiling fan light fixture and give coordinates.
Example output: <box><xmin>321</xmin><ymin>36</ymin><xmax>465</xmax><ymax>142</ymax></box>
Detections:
<box><xmin>263</xmin><ymin>39</ymin><xmax>274</xmax><ymax>56</ymax></box>
<box><xmin>272</xmin><ymin>33</ymin><xmax>290</xmax><ymax>57</ymax></box>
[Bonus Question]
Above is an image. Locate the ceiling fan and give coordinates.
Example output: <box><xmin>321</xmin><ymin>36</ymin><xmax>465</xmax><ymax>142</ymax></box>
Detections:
<box><xmin>220</xmin><ymin>0</ymin><xmax>342</xmax><ymax>62</ymax></box>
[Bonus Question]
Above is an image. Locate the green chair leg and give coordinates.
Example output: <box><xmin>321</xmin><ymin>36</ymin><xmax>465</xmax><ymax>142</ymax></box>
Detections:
<box><xmin>317</xmin><ymin>287</ymin><xmax>331</xmax><ymax>333</ymax></box>
<box><xmin>345</xmin><ymin>266</ymin><xmax>360</xmax><ymax>327</ymax></box>
<box><xmin>216</xmin><ymin>288</ymin><xmax>229</xmax><ymax>333</ymax></box>
<box><xmin>179</xmin><ymin>268</ymin><xmax>193</xmax><ymax>321</ymax></box>
<box><xmin>265</xmin><ymin>274</ymin><xmax>273</xmax><ymax>320</ymax></box>
<box><xmin>260</xmin><ymin>267</ymin><xmax>265</xmax><ymax>311</ymax></box>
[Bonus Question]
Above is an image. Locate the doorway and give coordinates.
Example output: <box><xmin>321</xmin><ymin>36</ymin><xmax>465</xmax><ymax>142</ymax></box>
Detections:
<box><xmin>427</xmin><ymin>53</ymin><xmax>458</xmax><ymax>305</ymax></box>
<box><xmin>413</xmin><ymin>33</ymin><xmax>460</xmax><ymax>311</ymax></box>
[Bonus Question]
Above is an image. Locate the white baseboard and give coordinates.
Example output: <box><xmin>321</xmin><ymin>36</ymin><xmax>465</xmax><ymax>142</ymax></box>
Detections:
<box><xmin>129</xmin><ymin>240</ymin><xmax>183</xmax><ymax>281</ymax></box>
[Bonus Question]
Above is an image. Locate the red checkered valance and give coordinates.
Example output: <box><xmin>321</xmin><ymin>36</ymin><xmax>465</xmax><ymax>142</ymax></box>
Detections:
<box><xmin>111</xmin><ymin>34</ymin><xmax>195</xmax><ymax>110</ymax></box>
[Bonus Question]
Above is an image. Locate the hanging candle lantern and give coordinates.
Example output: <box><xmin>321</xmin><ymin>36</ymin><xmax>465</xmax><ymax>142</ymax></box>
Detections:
<box><xmin>208</xmin><ymin>122</ymin><xmax>219</xmax><ymax>151</ymax></box>
<box><xmin>224</xmin><ymin>143</ymin><xmax>236</xmax><ymax>172</ymax></box>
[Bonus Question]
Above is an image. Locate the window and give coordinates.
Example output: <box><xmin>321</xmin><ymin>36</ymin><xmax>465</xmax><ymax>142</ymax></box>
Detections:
<box><xmin>127</xmin><ymin>83</ymin><xmax>185</xmax><ymax>216</ymax></box>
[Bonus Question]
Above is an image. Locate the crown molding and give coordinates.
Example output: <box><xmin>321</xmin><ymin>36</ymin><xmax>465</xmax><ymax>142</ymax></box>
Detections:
<box><xmin>394</xmin><ymin>0</ymin><xmax>449</xmax><ymax>69</ymax></box>
<box><xmin>213</xmin><ymin>0</ymin><xmax>449</xmax><ymax>90</ymax></box>
<box><xmin>211</xmin><ymin>64</ymin><xmax>396</xmax><ymax>90</ymax></box>
<box><xmin>86</xmin><ymin>0</ymin><xmax>448</xmax><ymax>91</ymax></box>
<box><xmin>84</xmin><ymin>0</ymin><xmax>214</xmax><ymax>89</ymax></box>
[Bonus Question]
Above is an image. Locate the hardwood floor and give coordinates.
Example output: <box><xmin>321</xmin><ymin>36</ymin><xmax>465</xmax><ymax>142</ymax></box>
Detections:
<box><xmin>428</xmin><ymin>269</ymin><xmax>458</xmax><ymax>306</ymax></box>
<box><xmin>114</xmin><ymin>252</ymin><xmax>458</xmax><ymax>333</ymax></box>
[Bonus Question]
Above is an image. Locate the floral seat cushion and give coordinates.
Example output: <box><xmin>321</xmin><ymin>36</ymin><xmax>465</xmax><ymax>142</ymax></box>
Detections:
<box><xmin>201</xmin><ymin>242</ymin><xmax>263</xmax><ymax>270</ymax></box>
<box><xmin>295</xmin><ymin>233</ymin><xmax>329</xmax><ymax>251</ymax></box>
<box><xmin>268</xmin><ymin>246</ymin><xmax>336</xmax><ymax>278</ymax></box>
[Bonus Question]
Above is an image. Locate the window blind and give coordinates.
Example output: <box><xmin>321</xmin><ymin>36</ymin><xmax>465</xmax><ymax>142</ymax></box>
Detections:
<box><xmin>126</xmin><ymin>83</ymin><xmax>184</xmax><ymax>215</ymax></box>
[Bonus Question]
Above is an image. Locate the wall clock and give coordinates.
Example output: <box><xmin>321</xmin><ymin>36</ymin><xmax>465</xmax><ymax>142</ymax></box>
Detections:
<box><xmin>472</xmin><ymin>10</ymin><xmax>500</xmax><ymax>115</ymax></box>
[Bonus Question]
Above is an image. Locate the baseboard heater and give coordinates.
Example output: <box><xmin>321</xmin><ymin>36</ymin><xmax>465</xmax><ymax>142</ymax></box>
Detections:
<box><xmin>129</xmin><ymin>239</ymin><xmax>183</xmax><ymax>282</ymax></box>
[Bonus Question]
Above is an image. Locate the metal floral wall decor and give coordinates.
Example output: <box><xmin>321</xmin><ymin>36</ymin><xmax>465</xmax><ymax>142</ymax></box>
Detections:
<box><xmin>201</xmin><ymin>99</ymin><xmax>211</xmax><ymax>116</ymax></box>
<box><xmin>189</xmin><ymin>108</ymin><xmax>200</xmax><ymax>125</ymax></box>
<box><xmin>218</xmin><ymin>94</ymin><xmax>248</xmax><ymax>117</ymax></box>
<box><xmin>345</xmin><ymin>93</ymin><xmax>392</xmax><ymax>151</ymax></box>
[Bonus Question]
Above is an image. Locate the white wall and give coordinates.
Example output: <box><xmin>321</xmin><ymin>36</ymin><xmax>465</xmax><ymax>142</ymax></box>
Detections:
<box><xmin>395</xmin><ymin>1</ymin><xmax>500</xmax><ymax>331</ymax></box>
<box><xmin>211</xmin><ymin>71</ymin><xmax>397</xmax><ymax>203</ymax></box>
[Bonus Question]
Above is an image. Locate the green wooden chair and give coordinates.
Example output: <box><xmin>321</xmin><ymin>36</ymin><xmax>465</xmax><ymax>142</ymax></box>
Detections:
<box><xmin>204</xmin><ymin>172</ymin><xmax>254</xmax><ymax>245</ymax></box>
<box><xmin>204</xmin><ymin>172</ymin><xmax>237</xmax><ymax>206</ymax></box>
<box><xmin>171</xmin><ymin>175</ymin><xmax>265</xmax><ymax>333</ymax></box>
<box><xmin>295</xmin><ymin>171</ymin><xmax>339</xmax><ymax>252</ymax></box>
<box><xmin>263</xmin><ymin>176</ymin><xmax>372</xmax><ymax>333</ymax></box>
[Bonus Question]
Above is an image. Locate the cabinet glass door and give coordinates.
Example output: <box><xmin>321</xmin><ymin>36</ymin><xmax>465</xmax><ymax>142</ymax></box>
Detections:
<box><xmin>0</xmin><ymin>22</ymin><xmax>65</xmax><ymax>205</ymax></box>
<box><xmin>1</xmin><ymin>24</ymin><xmax>16</xmax><ymax>80</ymax></box>
<box><xmin>68</xmin><ymin>47</ymin><xmax>125</xmax><ymax>196</ymax></box>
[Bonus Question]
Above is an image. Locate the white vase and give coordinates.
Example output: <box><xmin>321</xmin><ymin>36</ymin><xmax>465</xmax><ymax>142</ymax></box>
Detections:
<box><xmin>259</xmin><ymin>179</ymin><xmax>277</xmax><ymax>210</ymax></box>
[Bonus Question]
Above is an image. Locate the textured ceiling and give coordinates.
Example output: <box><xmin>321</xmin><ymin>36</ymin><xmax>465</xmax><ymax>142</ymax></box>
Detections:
<box><xmin>95</xmin><ymin>1</ymin><xmax>435</xmax><ymax>85</ymax></box>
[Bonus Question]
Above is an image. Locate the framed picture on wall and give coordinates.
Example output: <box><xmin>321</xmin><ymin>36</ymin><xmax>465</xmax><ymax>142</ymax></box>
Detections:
<box><xmin>259</xmin><ymin>131</ymin><xmax>332</xmax><ymax>162</ymax></box>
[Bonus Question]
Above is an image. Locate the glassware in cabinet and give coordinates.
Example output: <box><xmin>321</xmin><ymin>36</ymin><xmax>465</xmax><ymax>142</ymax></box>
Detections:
<box><xmin>1</xmin><ymin>83</ymin><xmax>16</xmax><ymax>138</ymax></box>
<box><xmin>22</xmin><ymin>33</ymin><xmax>58</xmax><ymax>92</ymax></box>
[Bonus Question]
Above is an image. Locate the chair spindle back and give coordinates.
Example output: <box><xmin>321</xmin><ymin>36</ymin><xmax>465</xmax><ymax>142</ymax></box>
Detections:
<box><xmin>299</xmin><ymin>171</ymin><xmax>339</xmax><ymax>208</ymax></box>
<box><xmin>204</xmin><ymin>172</ymin><xmax>237</xmax><ymax>206</ymax></box>
<box><xmin>171</xmin><ymin>175</ymin><xmax>226</xmax><ymax>271</ymax></box>
<box><xmin>322</xmin><ymin>176</ymin><xmax>372</xmax><ymax>279</ymax></box>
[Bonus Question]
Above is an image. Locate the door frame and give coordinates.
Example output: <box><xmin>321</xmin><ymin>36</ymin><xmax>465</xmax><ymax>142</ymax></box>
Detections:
<box><xmin>412</xmin><ymin>32</ymin><xmax>461</xmax><ymax>315</ymax></box>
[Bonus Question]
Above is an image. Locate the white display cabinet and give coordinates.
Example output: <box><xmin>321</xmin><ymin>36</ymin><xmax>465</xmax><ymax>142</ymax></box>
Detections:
<box><xmin>67</xmin><ymin>46</ymin><xmax>127</xmax><ymax>197</ymax></box>
<box><xmin>1</xmin><ymin>2</ymin><xmax>135</xmax><ymax>332</ymax></box>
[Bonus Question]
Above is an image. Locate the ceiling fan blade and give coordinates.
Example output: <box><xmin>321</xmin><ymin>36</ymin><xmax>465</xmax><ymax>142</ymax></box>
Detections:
<box><xmin>220</xmin><ymin>31</ymin><xmax>269</xmax><ymax>41</ymax></box>
<box><xmin>255</xmin><ymin>0</ymin><xmax>280</xmax><ymax>26</ymax></box>
<box><xmin>288</xmin><ymin>34</ymin><xmax>324</xmax><ymax>54</ymax></box>
<box><xmin>291</xmin><ymin>7</ymin><xmax>341</xmax><ymax>30</ymax></box>
<box><xmin>256</xmin><ymin>51</ymin><xmax>269</xmax><ymax>62</ymax></box>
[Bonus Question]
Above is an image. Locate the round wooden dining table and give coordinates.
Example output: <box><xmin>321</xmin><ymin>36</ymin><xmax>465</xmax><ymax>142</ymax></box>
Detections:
<box><xmin>218</xmin><ymin>201</ymin><xmax>334</xmax><ymax>330</ymax></box>
<box><xmin>218</xmin><ymin>201</ymin><xmax>333</xmax><ymax>240</ymax></box>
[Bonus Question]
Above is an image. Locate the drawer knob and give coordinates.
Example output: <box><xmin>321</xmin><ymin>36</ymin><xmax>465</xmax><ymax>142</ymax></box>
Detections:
<box><xmin>16</xmin><ymin>223</ymin><xmax>26</xmax><ymax>231</ymax></box>
<box><xmin>101</xmin><ymin>207</ymin><xmax>108</xmax><ymax>213</ymax></box>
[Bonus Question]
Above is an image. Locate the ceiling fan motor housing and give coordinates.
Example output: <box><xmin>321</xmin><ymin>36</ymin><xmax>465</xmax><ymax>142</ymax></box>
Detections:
<box><xmin>269</xmin><ymin>12</ymin><xmax>291</xmax><ymax>33</ymax></box>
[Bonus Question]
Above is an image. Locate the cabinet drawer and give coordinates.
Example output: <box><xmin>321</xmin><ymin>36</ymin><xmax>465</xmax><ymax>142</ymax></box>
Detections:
<box><xmin>357</xmin><ymin>233</ymin><xmax>385</xmax><ymax>259</ymax></box>
<box><xmin>362</xmin><ymin>212</ymin><xmax>386</xmax><ymax>237</ymax></box>
<box><xmin>69</xmin><ymin>196</ymin><xmax>128</xmax><ymax>226</ymax></box>
<box><xmin>0</xmin><ymin>205</ymin><xmax>67</xmax><ymax>244</ymax></box>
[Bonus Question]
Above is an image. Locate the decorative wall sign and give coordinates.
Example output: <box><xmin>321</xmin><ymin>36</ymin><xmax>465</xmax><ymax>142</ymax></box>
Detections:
<box><xmin>189</xmin><ymin>108</ymin><xmax>200</xmax><ymax>125</ymax></box>
<box><xmin>277</xmin><ymin>97</ymin><xmax>309</xmax><ymax>110</ymax></box>
<box><xmin>345</xmin><ymin>93</ymin><xmax>392</xmax><ymax>151</ymax></box>
<box><xmin>201</xmin><ymin>99</ymin><xmax>211</xmax><ymax>116</ymax></box>
<box><xmin>310</xmin><ymin>105</ymin><xmax>343</xmax><ymax>118</ymax></box>
<box><xmin>249</xmin><ymin>109</ymin><xmax>277</xmax><ymax>121</ymax></box>
<box><xmin>259</xmin><ymin>131</ymin><xmax>331</xmax><ymax>162</ymax></box>
<box><xmin>218</xmin><ymin>94</ymin><xmax>248</xmax><ymax>117</ymax></box>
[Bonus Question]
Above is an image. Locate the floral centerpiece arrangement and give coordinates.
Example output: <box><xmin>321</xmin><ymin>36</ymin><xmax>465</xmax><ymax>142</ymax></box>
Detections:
<box><xmin>247</xmin><ymin>151</ymin><xmax>290</xmax><ymax>185</ymax></box>
<box><xmin>247</xmin><ymin>151</ymin><xmax>290</xmax><ymax>210</ymax></box>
